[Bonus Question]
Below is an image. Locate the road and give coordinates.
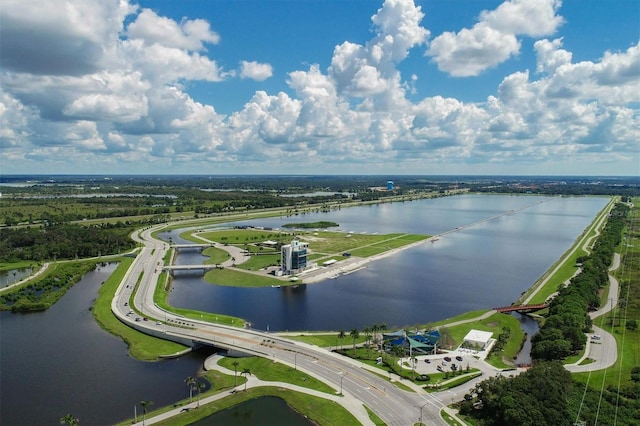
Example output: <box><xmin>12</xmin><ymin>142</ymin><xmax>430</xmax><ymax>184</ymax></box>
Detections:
<box><xmin>114</xmin><ymin>224</ymin><xmax>452</xmax><ymax>425</ymax></box>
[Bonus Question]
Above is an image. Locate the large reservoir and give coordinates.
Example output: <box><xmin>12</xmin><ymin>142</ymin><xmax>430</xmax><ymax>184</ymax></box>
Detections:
<box><xmin>167</xmin><ymin>194</ymin><xmax>610</xmax><ymax>331</ymax></box>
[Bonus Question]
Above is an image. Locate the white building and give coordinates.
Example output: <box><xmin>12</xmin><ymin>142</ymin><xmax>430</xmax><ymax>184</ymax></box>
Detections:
<box><xmin>462</xmin><ymin>329</ymin><xmax>493</xmax><ymax>350</ymax></box>
<box><xmin>281</xmin><ymin>240</ymin><xmax>308</xmax><ymax>274</ymax></box>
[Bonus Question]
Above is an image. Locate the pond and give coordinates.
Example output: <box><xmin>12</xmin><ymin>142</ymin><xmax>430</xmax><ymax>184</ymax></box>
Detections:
<box><xmin>191</xmin><ymin>396</ymin><xmax>314</xmax><ymax>425</ymax></box>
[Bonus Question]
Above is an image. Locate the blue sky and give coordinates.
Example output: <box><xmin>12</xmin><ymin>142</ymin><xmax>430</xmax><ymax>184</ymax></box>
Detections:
<box><xmin>1</xmin><ymin>0</ymin><xmax>638</xmax><ymax>176</ymax></box>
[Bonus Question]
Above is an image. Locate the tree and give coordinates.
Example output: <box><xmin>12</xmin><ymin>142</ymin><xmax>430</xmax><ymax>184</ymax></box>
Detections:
<box><xmin>338</xmin><ymin>330</ymin><xmax>346</xmax><ymax>349</ymax></box>
<box><xmin>232</xmin><ymin>360</ymin><xmax>240</xmax><ymax>387</ymax></box>
<box><xmin>350</xmin><ymin>328</ymin><xmax>360</xmax><ymax>354</ymax></box>
<box><xmin>60</xmin><ymin>414</ymin><xmax>79</xmax><ymax>426</ymax></box>
<box><xmin>241</xmin><ymin>368</ymin><xmax>252</xmax><ymax>391</ymax></box>
<box><xmin>372</xmin><ymin>323</ymin><xmax>380</xmax><ymax>348</ymax></box>
<box><xmin>184</xmin><ymin>376</ymin><xmax>195</xmax><ymax>403</ymax></box>
<box><xmin>139</xmin><ymin>400</ymin><xmax>153</xmax><ymax>426</ymax></box>
<box><xmin>195</xmin><ymin>378</ymin><xmax>206</xmax><ymax>408</ymax></box>
<box><xmin>363</xmin><ymin>326</ymin><xmax>372</xmax><ymax>357</ymax></box>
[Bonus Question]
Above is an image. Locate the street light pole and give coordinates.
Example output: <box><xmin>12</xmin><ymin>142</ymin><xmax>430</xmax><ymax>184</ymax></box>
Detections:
<box><xmin>417</xmin><ymin>402</ymin><xmax>428</xmax><ymax>426</ymax></box>
<box><xmin>339</xmin><ymin>372</ymin><xmax>347</xmax><ymax>395</ymax></box>
<box><xmin>294</xmin><ymin>352</ymin><xmax>297</xmax><ymax>370</ymax></box>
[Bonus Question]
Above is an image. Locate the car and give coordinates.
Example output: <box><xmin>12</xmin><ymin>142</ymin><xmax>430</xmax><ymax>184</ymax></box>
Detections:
<box><xmin>424</xmin><ymin>359</ymin><xmax>431</xmax><ymax>364</ymax></box>
<box><xmin>442</xmin><ymin>361</ymin><xmax>448</xmax><ymax>367</ymax></box>
<box><xmin>437</xmin><ymin>365</ymin><xmax>443</xmax><ymax>372</ymax></box>
<box><xmin>455</xmin><ymin>355</ymin><xmax>463</xmax><ymax>361</ymax></box>
<box><xmin>444</xmin><ymin>356</ymin><xmax>451</xmax><ymax>362</ymax></box>
<box><xmin>143</xmin><ymin>317</ymin><xmax>148</xmax><ymax>321</ymax></box>
<box><xmin>124</xmin><ymin>302</ymin><xmax>128</xmax><ymax>306</ymax></box>
<box><xmin>135</xmin><ymin>317</ymin><xmax>141</xmax><ymax>322</ymax></box>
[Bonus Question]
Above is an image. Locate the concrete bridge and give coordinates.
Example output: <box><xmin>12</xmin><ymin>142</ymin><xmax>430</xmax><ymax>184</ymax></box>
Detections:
<box><xmin>170</xmin><ymin>243</ymin><xmax>214</xmax><ymax>251</ymax></box>
<box><xmin>163</xmin><ymin>264</ymin><xmax>218</xmax><ymax>275</ymax></box>
<box><xmin>493</xmin><ymin>303</ymin><xmax>549</xmax><ymax>313</ymax></box>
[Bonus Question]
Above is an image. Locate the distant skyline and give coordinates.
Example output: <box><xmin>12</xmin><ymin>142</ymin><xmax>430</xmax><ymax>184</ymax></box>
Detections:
<box><xmin>1</xmin><ymin>0</ymin><xmax>638</xmax><ymax>176</ymax></box>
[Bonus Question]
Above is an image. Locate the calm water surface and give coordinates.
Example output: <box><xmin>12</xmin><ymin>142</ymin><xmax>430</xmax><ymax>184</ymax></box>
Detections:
<box><xmin>192</xmin><ymin>396</ymin><xmax>313</xmax><ymax>425</ymax></box>
<box><xmin>167</xmin><ymin>195</ymin><xmax>609</xmax><ymax>331</ymax></box>
<box><xmin>0</xmin><ymin>263</ymin><xmax>212</xmax><ymax>426</ymax></box>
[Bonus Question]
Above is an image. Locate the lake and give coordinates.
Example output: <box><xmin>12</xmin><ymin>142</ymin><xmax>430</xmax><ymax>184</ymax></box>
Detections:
<box><xmin>166</xmin><ymin>194</ymin><xmax>609</xmax><ymax>331</ymax></box>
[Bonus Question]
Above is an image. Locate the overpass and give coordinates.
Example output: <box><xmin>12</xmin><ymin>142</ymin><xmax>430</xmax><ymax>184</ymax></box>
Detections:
<box><xmin>493</xmin><ymin>303</ymin><xmax>549</xmax><ymax>313</ymax></box>
<box><xmin>170</xmin><ymin>243</ymin><xmax>214</xmax><ymax>251</ymax></box>
<box><xmin>163</xmin><ymin>264</ymin><xmax>218</xmax><ymax>275</ymax></box>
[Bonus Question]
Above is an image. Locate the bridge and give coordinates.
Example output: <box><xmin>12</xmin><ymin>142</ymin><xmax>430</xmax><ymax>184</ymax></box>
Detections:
<box><xmin>493</xmin><ymin>303</ymin><xmax>549</xmax><ymax>313</ymax></box>
<box><xmin>163</xmin><ymin>264</ymin><xmax>218</xmax><ymax>275</ymax></box>
<box><xmin>170</xmin><ymin>243</ymin><xmax>214</xmax><ymax>251</ymax></box>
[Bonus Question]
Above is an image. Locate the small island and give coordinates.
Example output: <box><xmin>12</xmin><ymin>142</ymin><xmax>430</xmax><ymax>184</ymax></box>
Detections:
<box><xmin>282</xmin><ymin>221</ymin><xmax>339</xmax><ymax>229</ymax></box>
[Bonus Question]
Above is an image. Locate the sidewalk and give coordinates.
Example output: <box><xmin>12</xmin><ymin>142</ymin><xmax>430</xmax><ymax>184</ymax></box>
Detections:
<box><xmin>131</xmin><ymin>353</ymin><xmax>374</xmax><ymax>426</ymax></box>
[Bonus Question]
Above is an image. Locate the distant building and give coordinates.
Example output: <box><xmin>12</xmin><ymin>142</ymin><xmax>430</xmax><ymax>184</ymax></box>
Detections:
<box><xmin>281</xmin><ymin>240</ymin><xmax>308</xmax><ymax>274</ymax></box>
<box><xmin>387</xmin><ymin>180</ymin><xmax>394</xmax><ymax>190</ymax></box>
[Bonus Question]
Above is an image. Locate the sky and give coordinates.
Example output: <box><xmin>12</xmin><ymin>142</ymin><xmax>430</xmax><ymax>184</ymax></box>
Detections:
<box><xmin>0</xmin><ymin>0</ymin><xmax>638</xmax><ymax>176</ymax></box>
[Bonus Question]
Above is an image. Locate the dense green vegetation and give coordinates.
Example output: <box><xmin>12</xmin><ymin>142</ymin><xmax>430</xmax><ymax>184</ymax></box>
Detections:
<box><xmin>531</xmin><ymin>202</ymin><xmax>629</xmax><ymax>361</ymax></box>
<box><xmin>0</xmin><ymin>261</ymin><xmax>98</xmax><ymax>312</ymax></box>
<box><xmin>3</xmin><ymin>175</ymin><xmax>636</xmax><ymax>227</ymax></box>
<box><xmin>459</xmin><ymin>362</ymin><xmax>572</xmax><ymax>425</ymax></box>
<box><xmin>0</xmin><ymin>223</ymin><xmax>136</xmax><ymax>262</ymax></box>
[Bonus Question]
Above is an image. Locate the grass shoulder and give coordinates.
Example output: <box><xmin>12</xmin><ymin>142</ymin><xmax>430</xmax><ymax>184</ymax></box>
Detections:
<box><xmin>217</xmin><ymin>356</ymin><xmax>336</xmax><ymax>394</ymax></box>
<box><xmin>92</xmin><ymin>258</ymin><xmax>189</xmax><ymax>360</ymax></box>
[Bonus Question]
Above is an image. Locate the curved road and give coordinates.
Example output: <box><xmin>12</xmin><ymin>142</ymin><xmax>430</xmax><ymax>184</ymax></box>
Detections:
<box><xmin>114</xmin><ymin>225</ymin><xmax>451</xmax><ymax>425</ymax></box>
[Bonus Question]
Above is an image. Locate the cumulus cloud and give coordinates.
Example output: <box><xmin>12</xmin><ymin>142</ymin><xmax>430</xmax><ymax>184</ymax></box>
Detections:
<box><xmin>126</xmin><ymin>9</ymin><xmax>220</xmax><ymax>51</ymax></box>
<box><xmin>428</xmin><ymin>0</ymin><xmax>563</xmax><ymax>77</ymax></box>
<box><xmin>0</xmin><ymin>0</ymin><xmax>133</xmax><ymax>76</ymax></box>
<box><xmin>0</xmin><ymin>0</ymin><xmax>638</xmax><ymax>174</ymax></box>
<box><xmin>239</xmin><ymin>61</ymin><xmax>273</xmax><ymax>81</ymax></box>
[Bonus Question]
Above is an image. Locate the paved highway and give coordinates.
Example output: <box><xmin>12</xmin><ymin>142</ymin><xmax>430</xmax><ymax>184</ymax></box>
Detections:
<box><xmin>113</xmin><ymin>224</ymin><xmax>452</xmax><ymax>425</ymax></box>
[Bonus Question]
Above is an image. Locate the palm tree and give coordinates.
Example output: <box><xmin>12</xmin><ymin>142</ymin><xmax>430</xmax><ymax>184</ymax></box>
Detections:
<box><xmin>195</xmin><ymin>378</ymin><xmax>206</xmax><ymax>408</ymax></box>
<box><xmin>59</xmin><ymin>414</ymin><xmax>79</xmax><ymax>426</ymax></box>
<box><xmin>337</xmin><ymin>330</ymin><xmax>346</xmax><ymax>350</ymax></box>
<box><xmin>372</xmin><ymin>323</ymin><xmax>380</xmax><ymax>348</ymax></box>
<box><xmin>139</xmin><ymin>400</ymin><xmax>153</xmax><ymax>426</ymax></box>
<box><xmin>241</xmin><ymin>368</ymin><xmax>252</xmax><ymax>391</ymax></box>
<box><xmin>184</xmin><ymin>376</ymin><xmax>195</xmax><ymax>403</ymax></box>
<box><xmin>232</xmin><ymin>360</ymin><xmax>240</xmax><ymax>387</ymax></box>
<box><xmin>349</xmin><ymin>328</ymin><xmax>360</xmax><ymax>354</ymax></box>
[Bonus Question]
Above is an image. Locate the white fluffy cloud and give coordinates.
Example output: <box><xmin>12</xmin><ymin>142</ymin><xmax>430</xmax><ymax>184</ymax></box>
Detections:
<box><xmin>428</xmin><ymin>0</ymin><xmax>563</xmax><ymax>77</ymax></box>
<box><xmin>0</xmin><ymin>0</ymin><xmax>638</xmax><ymax>174</ymax></box>
<box><xmin>239</xmin><ymin>61</ymin><xmax>273</xmax><ymax>81</ymax></box>
<box><xmin>126</xmin><ymin>9</ymin><xmax>220</xmax><ymax>51</ymax></box>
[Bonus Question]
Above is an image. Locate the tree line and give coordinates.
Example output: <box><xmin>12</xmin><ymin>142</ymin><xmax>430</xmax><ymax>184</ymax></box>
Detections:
<box><xmin>531</xmin><ymin>202</ymin><xmax>628</xmax><ymax>361</ymax></box>
<box><xmin>0</xmin><ymin>223</ymin><xmax>137</xmax><ymax>262</ymax></box>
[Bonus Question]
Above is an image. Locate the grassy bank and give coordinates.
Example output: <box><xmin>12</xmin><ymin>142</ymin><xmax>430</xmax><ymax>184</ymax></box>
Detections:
<box><xmin>91</xmin><ymin>258</ymin><xmax>188</xmax><ymax>360</ymax></box>
<box><xmin>217</xmin><ymin>356</ymin><xmax>337</xmax><ymax>394</ymax></box>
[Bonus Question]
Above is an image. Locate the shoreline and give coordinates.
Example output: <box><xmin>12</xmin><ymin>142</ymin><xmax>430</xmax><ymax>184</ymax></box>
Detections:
<box><xmin>298</xmin><ymin>237</ymin><xmax>434</xmax><ymax>284</ymax></box>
